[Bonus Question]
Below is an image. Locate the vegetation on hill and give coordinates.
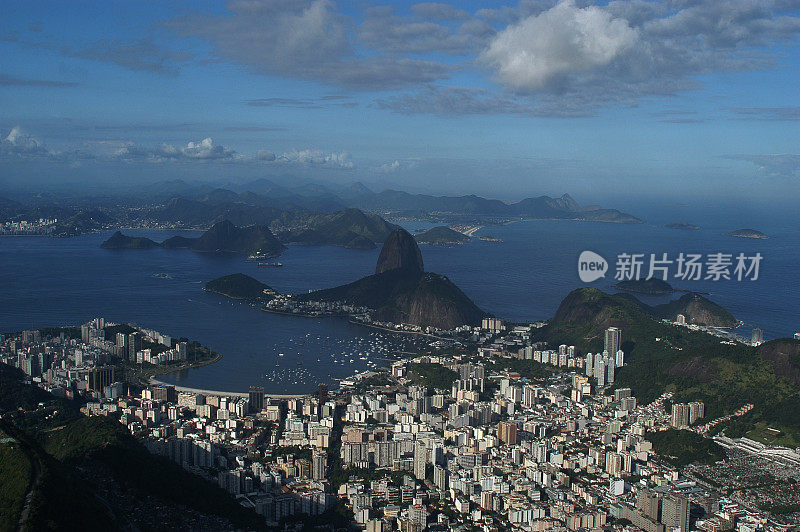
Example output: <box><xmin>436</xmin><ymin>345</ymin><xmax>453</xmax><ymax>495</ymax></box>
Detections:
<box><xmin>646</xmin><ymin>429</ymin><xmax>725</xmax><ymax>466</ymax></box>
<box><xmin>278</xmin><ymin>208</ymin><xmax>397</xmax><ymax>249</ymax></box>
<box><xmin>408</xmin><ymin>363</ymin><xmax>459</xmax><ymax>391</ymax></box>
<box><xmin>191</xmin><ymin>219</ymin><xmax>285</xmax><ymax>254</ymax></box>
<box><xmin>543</xmin><ymin>288</ymin><xmax>800</xmax><ymax>442</ymax></box>
<box><xmin>759</xmin><ymin>338</ymin><xmax>800</xmax><ymax>386</ymax></box>
<box><xmin>0</xmin><ymin>427</ymin><xmax>31</xmax><ymax>532</ymax></box>
<box><xmin>205</xmin><ymin>273</ymin><xmax>274</xmax><ymax>300</ymax></box>
<box><xmin>650</xmin><ymin>293</ymin><xmax>738</xmax><ymax>327</ymax></box>
<box><xmin>416</xmin><ymin>226</ymin><xmax>470</xmax><ymax>245</ymax></box>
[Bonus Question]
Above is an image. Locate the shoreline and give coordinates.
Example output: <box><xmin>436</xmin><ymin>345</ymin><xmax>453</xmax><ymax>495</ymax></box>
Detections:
<box><xmin>147</xmin><ymin>376</ymin><xmax>309</xmax><ymax>399</ymax></box>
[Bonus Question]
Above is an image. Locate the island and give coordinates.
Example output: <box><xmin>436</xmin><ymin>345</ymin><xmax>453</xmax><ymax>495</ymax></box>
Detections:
<box><xmin>100</xmin><ymin>231</ymin><xmax>161</xmax><ymax>249</ymax></box>
<box><xmin>614</xmin><ymin>278</ymin><xmax>675</xmax><ymax>295</ymax></box>
<box><xmin>415</xmin><ymin>226</ymin><xmax>471</xmax><ymax>245</ymax></box>
<box><xmin>101</xmin><ymin>219</ymin><xmax>286</xmax><ymax>256</ymax></box>
<box><xmin>204</xmin><ymin>273</ymin><xmax>276</xmax><ymax>300</ymax></box>
<box><xmin>666</xmin><ymin>222</ymin><xmax>700</xmax><ymax>230</ymax></box>
<box><xmin>727</xmin><ymin>228</ymin><xmax>767</xmax><ymax>239</ymax></box>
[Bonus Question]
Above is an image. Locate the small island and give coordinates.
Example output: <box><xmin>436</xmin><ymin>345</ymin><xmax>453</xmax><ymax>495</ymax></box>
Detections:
<box><xmin>666</xmin><ymin>222</ymin><xmax>700</xmax><ymax>230</ymax></box>
<box><xmin>101</xmin><ymin>231</ymin><xmax>161</xmax><ymax>249</ymax></box>
<box><xmin>614</xmin><ymin>278</ymin><xmax>675</xmax><ymax>295</ymax></box>
<box><xmin>415</xmin><ymin>226</ymin><xmax>471</xmax><ymax>245</ymax></box>
<box><xmin>727</xmin><ymin>228</ymin><xmax>767</xmax><ymax>239</ymax></box>
<box><xmin>205</xmin><ymin>273</ymin><xmax>276</xmax><ymax>300</ymax></box>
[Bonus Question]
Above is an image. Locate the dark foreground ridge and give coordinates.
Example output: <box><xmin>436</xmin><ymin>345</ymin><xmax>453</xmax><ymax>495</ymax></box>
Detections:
<box><xmin>300</xmin><ymin>229</ymin><xmax>485</xmax><ymax>329</ymax></box>
<box><xmin>0</xmin><ymin>364</ymin><xmax>265</xmax><ymax>530</ymax></box>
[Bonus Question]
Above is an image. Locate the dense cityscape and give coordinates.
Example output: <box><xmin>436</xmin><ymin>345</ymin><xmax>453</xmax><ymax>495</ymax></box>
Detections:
<box><xmin>3</xmin><ymin>311</ymin><xmax>800</xmax><ymax>531</ymax></box>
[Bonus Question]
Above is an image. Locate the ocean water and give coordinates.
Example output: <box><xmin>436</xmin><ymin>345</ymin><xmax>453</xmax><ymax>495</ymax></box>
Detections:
<box><xmin>1</xmin><ymin>205</ymin><xmax>797</xmax><ymax>393</ymax></box>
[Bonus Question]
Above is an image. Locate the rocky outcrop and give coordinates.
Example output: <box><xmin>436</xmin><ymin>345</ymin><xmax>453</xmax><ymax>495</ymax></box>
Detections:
<box><xmin>375</xmin><ymin>229</ymin><xmax>424</xmax><ymax>275</ymax></box>
<box><xmin>300</xmin><ymin>228</ymin><xmax>484</xmax><ymax>329</ymax></box>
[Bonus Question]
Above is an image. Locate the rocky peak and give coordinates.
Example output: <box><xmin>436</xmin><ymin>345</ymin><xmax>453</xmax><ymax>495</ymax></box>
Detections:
<box><xmin>375</xmin><ymin>229</ymin><xmax>424</xmax><ymax>275</ymax></box>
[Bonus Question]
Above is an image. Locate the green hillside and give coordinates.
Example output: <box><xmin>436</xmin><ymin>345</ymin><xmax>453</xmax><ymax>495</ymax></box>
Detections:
<box><xmin>544</xmin><ymin>288</ymin><xmax>800</xmax><ymax>442</ymax></box>
<box><xmin>279</xmin><ymin>208</ymin><xmax>397</xmax><ymax>248</ymax></box>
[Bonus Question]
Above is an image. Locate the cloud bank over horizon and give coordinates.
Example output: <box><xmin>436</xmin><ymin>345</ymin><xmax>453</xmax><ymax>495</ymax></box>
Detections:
<box><xmin>1</xmin><ymin>0</ymin><xmax>798</xmax><ymax>197</ymax></box>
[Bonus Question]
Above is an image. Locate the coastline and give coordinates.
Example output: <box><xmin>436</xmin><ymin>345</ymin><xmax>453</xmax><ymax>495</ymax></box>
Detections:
<box><xmin>148</xmin><ymin>376</ymin><xmax>309</xmax><ymax>399</ymax></box>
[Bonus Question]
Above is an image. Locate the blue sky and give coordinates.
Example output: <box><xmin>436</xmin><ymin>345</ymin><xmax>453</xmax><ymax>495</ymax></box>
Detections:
<box><xmin>1</xmin><ymin>0</ymin><xmax>799</xmax><ymax>202</ymax></box>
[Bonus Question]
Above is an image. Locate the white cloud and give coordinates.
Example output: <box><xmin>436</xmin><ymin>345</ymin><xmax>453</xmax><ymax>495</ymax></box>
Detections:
<box><xmin>114</xmin><ymin>137</ymin><xmax>237</xmax><ymax>162</ymax></box>
<box><xmin>257</xmin><ymin>150</ymin><xmax>277</xmax><ymax>161</ymax></box>
<box><xmin>727</xmin><ymin>154</ymin><xmax>800</xmax><ymax>179</ymax></box>
<box><xmin>1</xmin><ymin>126</ymin><xmax>93</xmax><ymax>161</ymax></box>
<box><xmin>169</xmin><ymin>0</ymin><xmax>452</xmax><ymax>89</ymax></box>
<box><xmin>480</xmin><ymin>1</ymin><xmax>639</xmax><ymax>91</ymax></box>
<box><xmin>182</xmin><ymin>137</ymin><xmax>235</xmax><ymax>159</ymax></box>
<box><xmin>378</xmin><ymin>160</ymin><xmax>401</xmax><ymax>173</ymax></box>
<box><xmin>2</xmin><ymin>126</ymin><xmax>48</xmax><ymax>155</ymax></box>
<box><xmin>275</xmin><ymin>148</ymin><xmax>354</xmax><ymax>168</ymax></box>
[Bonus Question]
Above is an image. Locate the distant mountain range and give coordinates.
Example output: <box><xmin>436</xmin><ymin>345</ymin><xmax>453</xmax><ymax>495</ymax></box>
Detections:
<box><xmin>136</xmin><ymin>181</ymin><xmax>642</xmax><ymax>226</ymax></box>
<box><xmin>2</xmin><ymin>178</ymin><xmax>644</xmax><ymax>240</ymax></box>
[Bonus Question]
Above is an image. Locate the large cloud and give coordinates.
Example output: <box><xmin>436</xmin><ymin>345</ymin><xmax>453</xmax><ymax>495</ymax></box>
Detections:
<box><xmin>0</xmin><ymin>126</ymin><xmax>93</xmax><ymax>161</ymax></box>
<box><xmin>275</xmin><ymin>148</ymin><xmax>354</xmax><ymax>168</ymax></box>
<box><xmin>2</xmin><ymin>127</ymin><xmax>49</xmax><ymax>156</ymax></box>
<box><xmin>480</xmin><ymin>1</ymin><xmax>639</xmax><ymax>91</ymax></box>
<box><xmin>394</xmin><ymin>0</ymin><xmax>800</xmax><ymax>114</ymax></box>
<box><xmin>115</xmin><ymin>137</ymin><xmax>237</xmax><ymax>162</ymax></box>
<box><xmin>727</xmin><ymin>154</ymin><xmax>800</xmax><ymax>179</ymax></box>
<box><xmin>169</xmin><ymin>0</ymin><xmax>452</xmax><ymax>89</ymax></box>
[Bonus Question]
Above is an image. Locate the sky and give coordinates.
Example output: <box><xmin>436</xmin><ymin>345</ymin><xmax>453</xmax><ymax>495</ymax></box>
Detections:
<box><xmin>1</xmin><ymin>0</ymin><xmax>799</xmax><ymax>203</ymax></box>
